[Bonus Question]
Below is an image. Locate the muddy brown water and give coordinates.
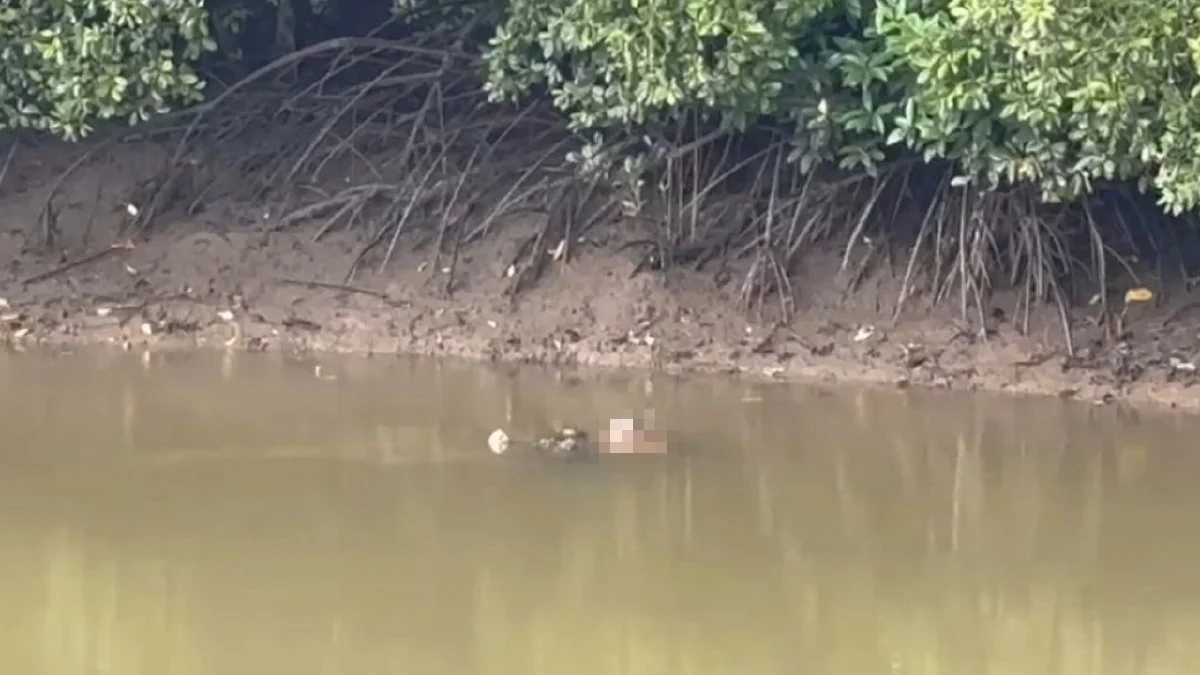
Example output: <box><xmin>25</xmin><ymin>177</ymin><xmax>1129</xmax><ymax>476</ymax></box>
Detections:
<box><xmin>2</xmin><ymin>350</ymin><xmax>1200</xmax><ymax>674</ymax></box>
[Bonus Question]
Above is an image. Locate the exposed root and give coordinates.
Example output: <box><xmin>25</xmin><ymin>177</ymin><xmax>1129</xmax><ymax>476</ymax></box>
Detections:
<box><xmin>0</xmin><ymin>141</ymin><xmax>17</xmax><ymax>195</ymax></box>
<box><xmin>37</xmin><ymin>31</ymin><xmax>1185</xmax><ymax>332</ymax></box>
<box><xmin>66</xmin><ymin>34</ymin><xmax>583</xmax><ymax>298</ymax></box>
<box><xmin>621</xmin><ymin>129</ymin><xmax>1163</xmax><ymax>343</ymax></box>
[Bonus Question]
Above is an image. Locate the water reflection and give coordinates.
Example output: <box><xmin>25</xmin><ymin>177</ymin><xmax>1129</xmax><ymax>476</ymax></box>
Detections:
<box><xmin>0</xmin><ymin>351</ymin><xmax>1198</xmax><ymax>674</ymax></box>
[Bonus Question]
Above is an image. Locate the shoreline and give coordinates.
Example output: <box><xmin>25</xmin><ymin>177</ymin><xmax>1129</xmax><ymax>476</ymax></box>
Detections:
<box><xmin>3</xmin><ymin>227</ymin><xmax>1199</xmax><ymax>414</ymax></box>
<box><xmin>2</xmin><ymin>140</ymin><xmax>1199</xmax><ymax>414</ymax></box>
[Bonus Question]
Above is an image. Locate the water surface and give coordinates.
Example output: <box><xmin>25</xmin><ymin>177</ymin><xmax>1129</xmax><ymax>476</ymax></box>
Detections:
<box><xmin>1</xmin><ymin>350</ymin><xmax>1199</xmax><ymax>674</ymax></box>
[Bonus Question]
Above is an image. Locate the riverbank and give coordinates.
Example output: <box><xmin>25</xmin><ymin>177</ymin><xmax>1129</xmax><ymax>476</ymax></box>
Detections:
<box><xmin>3</xmin><ymin>139</ymin><xmax>1200</xmax><ymax>412</ymax></box>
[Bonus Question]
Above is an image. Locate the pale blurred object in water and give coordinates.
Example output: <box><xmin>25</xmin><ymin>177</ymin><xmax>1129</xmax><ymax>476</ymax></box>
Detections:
<box><xmin>487</xmin><ymin>429</ymin><xmax>510</xmax><ymax>455</ymax></box>
<box><xmin>603</xmin><ymin>417</ymin><xmax>667</xmax><ymax>454</ymax></box>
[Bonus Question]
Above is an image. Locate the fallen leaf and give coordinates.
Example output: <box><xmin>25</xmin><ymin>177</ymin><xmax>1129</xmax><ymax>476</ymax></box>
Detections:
<box><xmin>1124</xmin><ymin>287</ymin><xmax>1154</xmax><ymax>304</ymax></box>
<box><xmin>853</xmin><ymin>325</ymin><xmax>876</xmax><ymax>343</ymax></box>
<box><xmin>1169</xmin><ymin>357</ymin><xmax>1197</xmax><ymax>373</ymax></box>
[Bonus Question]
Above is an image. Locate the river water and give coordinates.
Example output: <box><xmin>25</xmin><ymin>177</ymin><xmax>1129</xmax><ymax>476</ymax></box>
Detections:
<box><xmin>1</xmin><ymin>350</ymin><xmax>1199</xmax><ymax>675</ymax></box>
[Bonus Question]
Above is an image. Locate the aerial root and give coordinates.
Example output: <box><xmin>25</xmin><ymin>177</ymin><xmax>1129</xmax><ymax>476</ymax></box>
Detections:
<box><xmin>61</xmin><ymin>35</ymin><xmax>579</xmax><ymax>296</ymax></box>
<box><xmin>39</xmin><ymin>33</ymin><xmax>1166</xmax><ymax>321</ymax></box>
<box><xmin>631</xmin><ymin>130</ymin><xmax>1152</xmax><ymax>339</ymax></box>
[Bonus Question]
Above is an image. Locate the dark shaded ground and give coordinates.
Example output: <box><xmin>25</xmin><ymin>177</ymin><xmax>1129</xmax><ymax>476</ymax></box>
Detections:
<box><xmin>2</xmin><ymin>139</ymin><xmax>1200</xmax><ymax>412</ymax></box>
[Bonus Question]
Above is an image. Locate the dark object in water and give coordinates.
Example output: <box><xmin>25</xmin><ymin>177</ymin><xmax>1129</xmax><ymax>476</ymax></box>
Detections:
<box><xmin>488</xmin><ymin>427</ymin><xmax>592</xmax><ymax>459</ymax></box>
<box><xmin>533</xmin><ymin>427</ymin><xmax>590</xmax><ymax>458</ymax></box>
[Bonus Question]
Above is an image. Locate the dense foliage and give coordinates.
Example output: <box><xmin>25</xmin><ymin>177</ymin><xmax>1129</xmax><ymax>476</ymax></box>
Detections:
<box><xmin>4</xmin><ymin>0</ymin><xmax>1200</xmax><ymax>214</ymax></box>
<box><xmin>485</xmin><ymin>0</ymin><xmax>1200</xmax><ymax>214</ymax></box>
<box><xmin>0</xmin><ymin>0</ymin><xmax>213</xmax><ymax>139</ymax></box>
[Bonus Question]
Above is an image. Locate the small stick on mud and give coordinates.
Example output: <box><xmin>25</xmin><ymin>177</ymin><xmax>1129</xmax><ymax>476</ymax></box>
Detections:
<box><xmin>275</xmin><ymin>276</ymin><xmax>381</xmax><ymax>297</ymax></box>
<box><xmin>21</xmin><ymin>240</ymin><xmax>135</xmax><ymax>286</ymax></box>
<box><xmin>273</xmin><ymin>277</ymin><xmax>410</xmax><ymax>307</ymax></box>
<box><xmin>0</xmin><ymin>140</ymin><xmax>18</xmax><ymax>194</ymax></box>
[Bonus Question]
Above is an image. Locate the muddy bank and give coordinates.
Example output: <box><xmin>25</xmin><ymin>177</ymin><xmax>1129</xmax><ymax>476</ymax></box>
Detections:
<box><xmin>2</xmin><ymin>140</ymin><xmax>1200</xmax><ymax>413</ymax></box>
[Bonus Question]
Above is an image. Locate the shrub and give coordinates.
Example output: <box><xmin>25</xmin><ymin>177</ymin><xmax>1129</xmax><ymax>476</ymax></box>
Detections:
<box><xmin>484</xmin><ymin>0</ymin><xmax>1200</xmax><ymax>214</ymax></box>
<box><xmin>0</xmin><ymin>0</ymin><xmax>214</xmax><ymax>140</ymax></box>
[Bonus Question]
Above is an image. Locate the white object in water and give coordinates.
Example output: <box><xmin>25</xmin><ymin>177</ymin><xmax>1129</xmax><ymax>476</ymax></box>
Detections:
<box><xmin>488</xmin><ymin>429</ymin><xmax>511</xmax><ymax>455</ymax></box>
<box><xmin>609</xmin><ymin>417</ymin><xmax>635</xmax><ymax>434</ymax></box>
<box><xmin>606</xmin><ymin>418</ymin><xmax>636</xmax><ymax>446</ymax></box>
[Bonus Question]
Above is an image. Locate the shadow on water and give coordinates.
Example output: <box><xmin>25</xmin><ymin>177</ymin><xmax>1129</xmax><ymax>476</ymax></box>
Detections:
<box><xmin>1</xmin><ymin>349</ymin><xmax>1199</xmax><ymax>674</ymax></box>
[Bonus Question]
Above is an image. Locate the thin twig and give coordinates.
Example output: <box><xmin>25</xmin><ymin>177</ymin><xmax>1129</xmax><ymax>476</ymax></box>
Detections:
<box><xmin>21</xmin><ymin>240</ymin><xmax>134</xmax><ymax>285</ymax></box>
